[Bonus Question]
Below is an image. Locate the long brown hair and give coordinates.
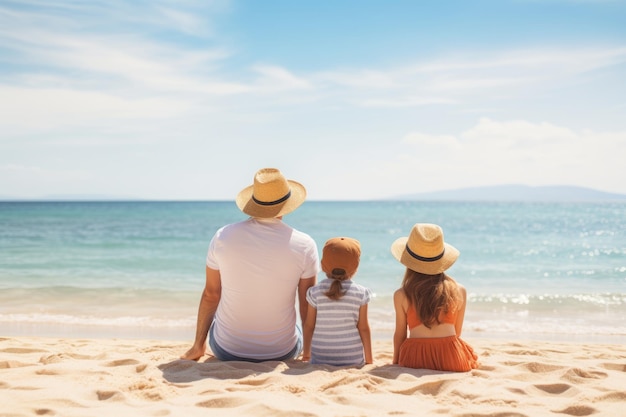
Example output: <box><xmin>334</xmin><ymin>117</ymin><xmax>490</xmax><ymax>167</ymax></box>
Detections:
<box><xmin>402</xmin><ymin>269</ymin><xmax>461</xmax><ymax>328</ymax></box>
<box><xmin>325</xmin><ymin>268</ymin><xmax>350</xmax><ymax>300</ymax></box>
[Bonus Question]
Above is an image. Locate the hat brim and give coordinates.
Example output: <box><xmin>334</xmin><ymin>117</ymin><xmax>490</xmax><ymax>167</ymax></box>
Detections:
<box><xmin>391</xmin><ymin>236</ymin><xmax>459</xmax><ymax>275</ymax></box>
<box><xmin>235</xmin><ymin>180</ymin><xmax>306</xmax><ymax>218</ymax></box>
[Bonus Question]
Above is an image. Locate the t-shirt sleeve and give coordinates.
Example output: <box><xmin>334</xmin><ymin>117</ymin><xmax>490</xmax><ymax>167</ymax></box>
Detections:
<box><xmin>361</xmin><ymin>287</ymin><xmax>372</xmax><ymax>305</ymax></box>
<box><xmin>306</xmin><ymin>287</ymin><xmax>317</xmax><ymax>308</ymax></box>
<box><xmin>301</xmin><ymin>236</ymin><xmax>320</xmax><ymax>279</ymax></box>
<box><xmin>205</xmin><ymin>230</ymin><xmax>221</xmax><ymax>270</ymax></box>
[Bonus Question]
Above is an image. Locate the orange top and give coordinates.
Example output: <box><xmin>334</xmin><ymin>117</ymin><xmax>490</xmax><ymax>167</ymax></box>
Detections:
<box><xmin>407</xmin><ymin>306</ymin><xmax>456</xmax><ymax>329</ymax></box>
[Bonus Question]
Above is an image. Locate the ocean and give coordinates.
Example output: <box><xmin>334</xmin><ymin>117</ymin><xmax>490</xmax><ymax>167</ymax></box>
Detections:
<box><xmin>1</xmin><ymin>201</ymin><xmax>625</xmax><ymax>344</ymax></box>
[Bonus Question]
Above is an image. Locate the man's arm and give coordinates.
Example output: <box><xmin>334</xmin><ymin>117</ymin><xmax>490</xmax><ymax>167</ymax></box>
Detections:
<box><xmin>181</xmin><ymin>266</ymin><xmax>222</xmax><ymax>360</ymax></box>
<box><xmin>297</xmin><ymin>276</ymin><xmax>316</xmax><ymax>325</ymax></box>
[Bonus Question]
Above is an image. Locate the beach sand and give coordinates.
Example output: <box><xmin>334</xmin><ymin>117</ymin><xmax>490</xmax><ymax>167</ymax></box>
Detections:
<box><xmin>1</xmin><ymin>336</ymin><xmax>625</xmax><ymax>417</ymax></box>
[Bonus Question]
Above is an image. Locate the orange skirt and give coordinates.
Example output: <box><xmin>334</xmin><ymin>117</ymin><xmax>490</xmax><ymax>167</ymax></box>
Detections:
<box><xmin>398</xmin><ymin>336</ymin><xmax>479</xmax><ymax>372</ymax></box>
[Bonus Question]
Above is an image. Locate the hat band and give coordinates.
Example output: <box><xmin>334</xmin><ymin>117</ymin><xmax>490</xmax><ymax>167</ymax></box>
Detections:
<box><xmin>252</xmin><ymin>190</ymin><xmax>291</xmax><ymax>206</ymax></box>
<box><xmin>405</xmin><ymin>244</ymin><xmax>445</xmax><ymax>262</ymax></box>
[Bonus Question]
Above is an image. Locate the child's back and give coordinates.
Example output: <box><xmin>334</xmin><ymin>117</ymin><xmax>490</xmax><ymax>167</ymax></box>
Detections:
<box><xmin>302</xmin><ymin>237</ymin><xmax>373</xmax><ymax>366</ymax></box>
<box><xmin>306</xmin><ymin>278</ymin><xmax>371</xmax><ymax>366</ymax></box>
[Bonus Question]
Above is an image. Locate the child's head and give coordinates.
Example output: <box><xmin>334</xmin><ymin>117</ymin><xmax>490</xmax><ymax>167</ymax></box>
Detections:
<box><xmin>321</xmin><ymin>237</ymin><xmax>361</xmax><ymax>279</ymax></box>
<box><xmin>321</xmin><ymin>237</ymin><xmax>361</xmax><ymax>301</ymax></box>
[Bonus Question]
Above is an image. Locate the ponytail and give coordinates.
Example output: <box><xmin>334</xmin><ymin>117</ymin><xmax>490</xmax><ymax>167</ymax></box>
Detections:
<box><xmin>324</xmin><ymin>268</ymin><xmax>349</xmax><ymax>300</ymax></box>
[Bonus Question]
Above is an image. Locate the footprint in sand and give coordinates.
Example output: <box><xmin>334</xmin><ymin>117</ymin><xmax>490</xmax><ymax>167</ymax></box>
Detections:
<box><xmin>553</xmin><ymin>404</ymin><xmax>596</xmax><ymax>416</ymax></box>
<box><xmin>0</xmin><ymin>360</ymin><xmax>36</xmax><ymax>369</ymax></box>
<box><xmin>594</xmin><ymin>391</ymin><xmax>626</xmax><ymax>402</ymax></box>
<box><xmin>0</xmin><ymin>347</ymin><xmax>48</xmax><ymax>354</ymax></box>
<box><xmin>599</xmin><ymin>362</ymin><xmax>626</xmax><ymax>372</ymax></box>
<box><xmin>196</xmin><ymin>396</ymin><xmax>251</xmax><ymax>408</ymax></box>
<box><xmin>39</xmin><ymin>352</ymin><xmax>105</xmax><ymax>364</ymax></box>
<box><xmin>235</xmin><ymin>376</ymin><xmax>272</xmax><ymax>387</ymax></box>
<box><xmin>533</xmin><ymin>383</ymin><xmax>575</xmax><ymax>395</ymax></box>
<box><xmin>392</xmin><ymin>379</ymin><xmax>450</xmax><ymax>396</ymax></box>
<box><xmin>561</xmin><ymin>368</ymin><xmax>607</xmax><ymax>383</ymax></box>
<box><xmin>101</xmin><ymin>358</ymin><xmax>140</xmax><ymax>367</ymax></box>
<box><xmin>96</xmin><ymin>390</ymin><xmax>126</xmax><ymax>401</ymax></box>
<box><xmin>519</xmin><ymin>362</ymin><xmax>565</xmax><ymax>373</ymax></box>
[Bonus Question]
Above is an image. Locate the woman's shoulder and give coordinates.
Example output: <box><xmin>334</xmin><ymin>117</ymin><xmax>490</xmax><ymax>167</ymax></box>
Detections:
<box><xmin>393</xmin><ymin>288</ymin><xmax>407</xmax><ymax>302</ymax></box>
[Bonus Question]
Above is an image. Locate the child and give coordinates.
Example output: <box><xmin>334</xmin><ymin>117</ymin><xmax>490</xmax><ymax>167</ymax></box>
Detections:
<box><xmin>391</xmin><ymin>223</ymin><xmax>478</xmax><ymax>372</ymax></box>
<box><xmin>302</xmin><ymin>237</ymin><xmax>373</xmax><ymax>366</ymax></box>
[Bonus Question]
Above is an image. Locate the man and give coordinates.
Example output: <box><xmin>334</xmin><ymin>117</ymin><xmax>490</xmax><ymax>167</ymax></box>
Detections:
<box><xmin>182</xmin><ymin>168</ymin><xmax>319</xmax><ymax>362</ymax></box>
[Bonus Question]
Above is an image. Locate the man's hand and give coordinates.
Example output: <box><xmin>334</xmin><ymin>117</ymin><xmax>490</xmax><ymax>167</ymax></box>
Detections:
<box><xmin>180</xmin><ymin>343</ymin><xmax>206</xmax><ymax>361</ymax></box>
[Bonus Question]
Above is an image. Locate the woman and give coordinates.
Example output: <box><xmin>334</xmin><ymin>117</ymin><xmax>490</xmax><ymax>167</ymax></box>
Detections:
<box><xmin>391</xmin><ymin>223</ymin><xmax>478</xmax><ymax>372</ymax></box>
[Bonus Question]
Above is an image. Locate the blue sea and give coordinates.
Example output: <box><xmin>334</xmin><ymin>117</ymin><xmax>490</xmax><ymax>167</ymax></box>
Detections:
<box><xmin>1</xmin><ymin>201</ymin><xmax>625</xmax><ymax>343</ymax></box>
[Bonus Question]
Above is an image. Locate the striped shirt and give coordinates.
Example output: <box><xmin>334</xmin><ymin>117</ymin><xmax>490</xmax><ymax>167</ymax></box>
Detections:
<box><xmin>306</xmin><ymin>278</ymin><xmax>372</xmax><ymax>366</ymax></box>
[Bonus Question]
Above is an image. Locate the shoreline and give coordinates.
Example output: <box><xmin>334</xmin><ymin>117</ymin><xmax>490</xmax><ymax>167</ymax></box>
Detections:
<box><xmin>4</xmin><ymin>320</ymin><xmax>625</xmax><ymax>345</ymax></box>
<box><xmin>1</xmin><ymin>336</ymin><xmax>625</xmax><ymax>416</ymax></box>
<box><xmin>3</xmin><ymin>313</ymin><xmax>626</xmax><ymax>346</ymax></box>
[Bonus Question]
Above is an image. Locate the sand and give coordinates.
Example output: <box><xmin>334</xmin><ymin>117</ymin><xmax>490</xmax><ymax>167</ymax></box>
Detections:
<box><xmin>1</xmin><ymin>336</ymin><xmax>625</xmax><ymax>417</ymax></box>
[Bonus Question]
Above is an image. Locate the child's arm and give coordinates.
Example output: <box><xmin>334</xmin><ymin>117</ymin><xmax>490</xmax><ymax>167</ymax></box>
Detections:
<box><xmin>392</xmin><ymin>289</ymin><xmax>408</xmax><ymax>364</ymax></box>
<box><xmin>357</xmin><ymin>304</ymin><xmax>373</xmax><ymax>364</ymax></box>
<box><xmin>301</xmin><ymin>303</ymin><xmax>317</xmax><ymax>362</ymax></box>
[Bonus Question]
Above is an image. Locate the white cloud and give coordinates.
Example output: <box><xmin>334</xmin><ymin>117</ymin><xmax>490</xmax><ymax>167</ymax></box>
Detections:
<box><xmin>301</xmin><ymin>46</ymin><xmax>626</xmax><ymax>109</ymax></box>
<box><xmin>0</xmin><ymin>86</ymin><xmax>191</xmax><ymax>132</ymax></box>
<box><xmin>316</xmin><ymin>69</ymin><xmax>397</xmax><ymax>89</ymax></box>
<box><xmin>411</xmin><ymin>47</ymin><xmax>626</xmax><ymax>75</ymax></box>
<box><xmin>428</xmin><ymin>76</ymin><xmax>537</xmax><ymax>92</ymax></box>
<box><xmin>0</xmin><ymin>164</ymin><xmax>93</xmax><ymax>198</ymax></box>
<box><xmin>251</xmin><ymin>65</ymin><xmax>313</xmax><ymax>92</ymax></box>
<box><xmin>462</xmin><ymin>118</ymin><xmax>579</xmax><ymax>148</ymax></box>
<box><xmin>349</xmin><ymin>118</ymin><xmax>626</xmax><ymax>199</ymax></box>
<box><xmin>1</xmin><ymin>2</ymin><xmax>625</xmax><ymax>199</ymax></box>
<box><xmin>155</xmin><ymin>5</ymin><xmax>213</xmax><ymax>37</ymax></box>
<box><xmin>403</xmin><ymin>132</ymin><xmax>461</xmax><ymax>149</ymax></box>
<box><xmin>357</xmin><ymin>97</ymin><xmax>456</xmax><ymax>108</ymax></box>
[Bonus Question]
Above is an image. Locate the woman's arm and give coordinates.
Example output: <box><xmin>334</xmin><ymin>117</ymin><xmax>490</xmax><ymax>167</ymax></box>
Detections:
<box><xmin>392</xmin><ymin>289</ymin><xmax>408</xmax><ymax>364</ymax></box>
<box><xmin>454</xmin><ymin>284</ymin><xmax>468</xmax><ymax>337</ymax></box>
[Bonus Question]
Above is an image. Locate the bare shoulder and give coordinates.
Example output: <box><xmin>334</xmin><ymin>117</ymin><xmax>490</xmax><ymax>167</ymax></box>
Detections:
<box><xmin>456</xmin><ymin>282</ymin><xmax>467</xmax><ymax>296</ymax></box>
<box><xmin>393</xmin><ymin>288</ymin><xmax>408</xmax><ymax>307</ymax></box>
<box><xmin>393</xmin><ymin>288</ymin><xmax>405</xmax><ymax>299</ymax></box>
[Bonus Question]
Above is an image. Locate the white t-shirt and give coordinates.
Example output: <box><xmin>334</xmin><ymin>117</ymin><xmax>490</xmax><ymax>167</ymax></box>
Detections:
<box><xmin>206</xmin><ymin>217</ymin><xmax>319</xmax><ymax>360</ymax></box>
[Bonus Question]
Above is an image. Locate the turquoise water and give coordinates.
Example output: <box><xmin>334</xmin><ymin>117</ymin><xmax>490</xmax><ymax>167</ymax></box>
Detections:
<box><xmin>1</xmin><ymin>201</ymin><xmax>625</xmax><ymax>342</ymax></box>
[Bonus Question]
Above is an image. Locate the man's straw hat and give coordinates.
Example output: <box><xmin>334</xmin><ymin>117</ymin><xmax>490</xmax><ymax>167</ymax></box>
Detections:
<box><xmin>236</xmin><ymin>168</ymin><xmax>306</xmax><ymax>218</ymax></box>
<box><xmin>391</xmin><ymin>223</ymin><xmax>459</xmax><ymax>275</ymax></box>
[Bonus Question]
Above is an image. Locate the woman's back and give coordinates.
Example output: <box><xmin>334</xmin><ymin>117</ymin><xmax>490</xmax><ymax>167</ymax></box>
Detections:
<box><xmin>390</xmin><ymin>223</ymin><xmax>478</xmax><ymax>371</ymax></box>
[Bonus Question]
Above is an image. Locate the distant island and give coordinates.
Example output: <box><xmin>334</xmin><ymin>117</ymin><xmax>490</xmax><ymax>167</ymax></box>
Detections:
<box><xmin>391</xmin><ymin>185</ymin><xmax>626</xmax><ymax>202</ymax></box>
<box><xmin>2</xmin><ymin>185</ymin><xmax>626</xmax><ymax>203</ymax></box>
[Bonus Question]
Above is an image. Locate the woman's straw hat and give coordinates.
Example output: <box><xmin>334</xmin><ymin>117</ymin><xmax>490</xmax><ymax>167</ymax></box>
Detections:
<box><xmin>236</xmin><ymin>168</ymin><xmax>306</xmax><ymax>218</ymax></box>
<box><xmin>390</xmin><ymin>223</ymin><xmax>459</xmax><ymax>275</ymax></box>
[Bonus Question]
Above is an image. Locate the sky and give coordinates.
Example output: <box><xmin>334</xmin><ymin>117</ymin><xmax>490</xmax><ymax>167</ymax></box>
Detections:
<box><xmin>1</xmin><ymin>0</ymin><xmax>625</xmax><ymax>200</ymax></box>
